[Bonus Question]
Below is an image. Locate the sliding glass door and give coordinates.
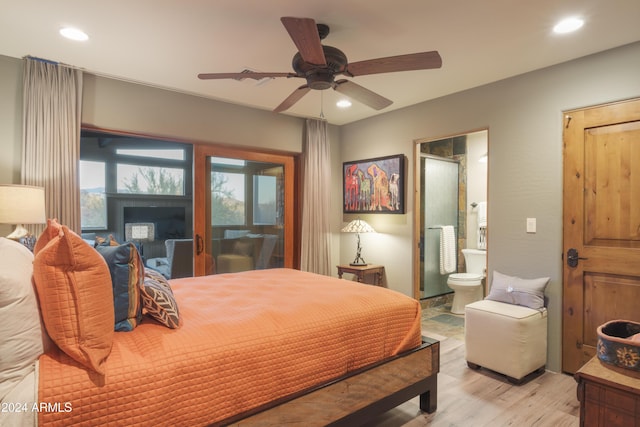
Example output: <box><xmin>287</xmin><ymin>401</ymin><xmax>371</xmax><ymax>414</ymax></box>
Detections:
<box><xmin>193</xmin><ymin>145</ymin><xmax>295</xmax><ymax>276</ymax></box>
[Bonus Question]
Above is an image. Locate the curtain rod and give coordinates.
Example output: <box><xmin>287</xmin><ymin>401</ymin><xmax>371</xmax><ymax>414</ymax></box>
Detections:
<box><xmin>24</xmin><ymin>55</ymin><xmax>59</xmax><ymax>65</ymax></box>
<box><xmin>23</xmin><ymin>55</ymin><xmax>83</xmax><ymax>72</ymax></box>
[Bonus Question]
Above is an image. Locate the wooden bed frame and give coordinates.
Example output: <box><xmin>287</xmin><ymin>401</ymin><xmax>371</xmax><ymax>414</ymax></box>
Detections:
<box><xmin>221</xmin><ymin>337</ymin><xmax>440</xmax><ymax>426</ymax></box>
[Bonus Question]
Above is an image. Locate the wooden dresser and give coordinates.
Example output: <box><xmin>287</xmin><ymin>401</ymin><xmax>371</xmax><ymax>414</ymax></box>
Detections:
<box><xmin>574</xmin><ymin>356</ymin><xmax>640</xmax><ymax>426</ymax></box>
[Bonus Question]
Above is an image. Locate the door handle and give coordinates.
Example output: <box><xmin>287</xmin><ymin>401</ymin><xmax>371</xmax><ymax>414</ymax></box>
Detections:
<box><xmin>566</xmin><ymin>248</ymin><xmax>588</xmax><ymax>268</ymax></box>
<box><xmin>196</xmin><ymin>234</ymin><xmax>204</xmax><ymax>255</ymax></box>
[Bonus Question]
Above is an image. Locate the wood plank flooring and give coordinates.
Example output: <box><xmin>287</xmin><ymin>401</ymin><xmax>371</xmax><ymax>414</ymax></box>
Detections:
<box><xmin>364</xmin><ymin>307</ymin><xmax>580</xmax><ymax>427</ymax></box>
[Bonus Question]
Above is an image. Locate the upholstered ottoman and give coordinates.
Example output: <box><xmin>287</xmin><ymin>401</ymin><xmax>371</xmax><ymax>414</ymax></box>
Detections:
<box><xmin>465</xmin><ymin>299</ymin><xmax>547</xmax><ymax>383</ymax></box>
<box><xmin>216</xmin><ymin>253</ymin><xmax>254</xmax><ymax>274</ymax></box>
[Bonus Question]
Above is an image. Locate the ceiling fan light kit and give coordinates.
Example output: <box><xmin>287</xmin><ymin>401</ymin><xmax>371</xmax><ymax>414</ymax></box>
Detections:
<box><xmin>198</xmin><ymin>16</ymin><xmax>442</xmax><ymax>113</ymax></box>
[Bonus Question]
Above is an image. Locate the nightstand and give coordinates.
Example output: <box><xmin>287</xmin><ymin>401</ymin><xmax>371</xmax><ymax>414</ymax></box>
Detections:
<box><xmin>574</xmin><ymin>356</ymin><xmax>640</xmax><ymax>426</ymax></box>
<box><xmin>337</xmin><ymin>264</ymin><xmax>384</xmax><ymax>286</ymax></box>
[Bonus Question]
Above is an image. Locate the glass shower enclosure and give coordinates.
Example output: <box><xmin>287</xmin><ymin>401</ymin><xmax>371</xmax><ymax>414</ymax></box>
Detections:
<box><xmin>420</xmin><ymin>155</ymin><xmax>459</xmax><ymax>299</ymax></box>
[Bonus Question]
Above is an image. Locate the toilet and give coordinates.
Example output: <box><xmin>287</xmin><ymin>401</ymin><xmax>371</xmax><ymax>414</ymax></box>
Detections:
<box><xmin>447</xmin><ymin>248</ymin><xmax>486</xmax><ymax>314</ymax></box>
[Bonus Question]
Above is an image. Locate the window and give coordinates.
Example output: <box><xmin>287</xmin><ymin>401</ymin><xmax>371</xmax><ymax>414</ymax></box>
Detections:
<box><xmin>79</xmin><ymin>130</ymin><xmax>193</xmax><ymax>233</ymax></box>
<box><xmin>116</xmin><ymin>148</ymin><xmax>185</xmax><ymax>161</ymax></box>
<box><xmin>209</xmin><ymin>157</ymin><xmax>283</xmax><ymax>227</ymax></box>
<box><xmin>211</xmin><ymin>171</ymin><xmax>245</xmax><ymax>226</ymax></box>
<box><xmin>117</xmin><ymin>164</ymin><xmax>185</xmax><ymax>195</ymax></box>
<box><xmin>253</xmin><ymin>175</ymin><xmax>277</xmax><ymax>225</ymax></box>
<box><xmin>80</xmin><ymin>160</ymin><xmax>107</xmax><ymax>230</ymax></box>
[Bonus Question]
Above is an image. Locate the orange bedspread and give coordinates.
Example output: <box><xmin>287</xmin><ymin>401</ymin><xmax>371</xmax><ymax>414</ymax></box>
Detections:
<box><xmin>38</xmin><ymin>268</ymin><xmax>421</xmax><ymax>426</ymax></box>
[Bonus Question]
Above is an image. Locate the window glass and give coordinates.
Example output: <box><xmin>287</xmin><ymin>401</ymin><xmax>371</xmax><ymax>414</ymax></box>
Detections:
<box><xmin>80</xmin><ymin>160</ymin><xmax>107</xmax><ymax>229</ymax></box>
<box><xmin>116</xmin><ymin>148</ymin><xmax>185</xmax><ymax>161</ymax></box>
<box><xmin>253</xmin><ymin>175</ymin><xmax>277</xmax><ymax>225</ymax></box>
<box><xmin>117</xmin><ymin>164</ymin><xmax>185</xmax><ymax>195</ymax></box>
<box><xmin>211</xmin><ymin>171</ymin><xmax>245</xmax><ymax>225</ymax></box>
<box><xmin>211</xmin><ymin>157</ymin><xmax>245</xmax><ymax>167</ymax></box>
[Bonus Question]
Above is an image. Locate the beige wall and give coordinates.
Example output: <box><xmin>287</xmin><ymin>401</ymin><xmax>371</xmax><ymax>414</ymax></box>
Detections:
<box><xmin>82</xmin><ymin>74</ymin><xmax>307</xmax><ymax>152</ymax></box>
<box><xmin>339</xmin><ymin>41</ymin><xmax>640</xmax><ymax>372</ymax></box>
<box><xmin>2</xmin><ymin>41</ymin><xmax>640</xmax><ymax>373</ymax></box>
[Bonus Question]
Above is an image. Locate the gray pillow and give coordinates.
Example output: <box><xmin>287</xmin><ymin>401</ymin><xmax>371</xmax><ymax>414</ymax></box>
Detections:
<box><xmin>485</xmin><ymin>270</ymin><xmax>549</xmax><ymax>309</ymax></box>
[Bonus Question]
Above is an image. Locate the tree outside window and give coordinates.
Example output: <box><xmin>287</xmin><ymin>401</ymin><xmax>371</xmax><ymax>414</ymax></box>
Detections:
<box><xmin>80</xmin><ymin>160</ymin><xmax>107</xmax><ymax>229</ymax></box>
<box><xmin>211</xmin><ymin>171</ymin><xmax>245</xmax><ymax>226</ymax></box>
<box><xmin>117</xmin><ymin>165</ymin><xmax>184</xmax><ymax>195</ymax></box>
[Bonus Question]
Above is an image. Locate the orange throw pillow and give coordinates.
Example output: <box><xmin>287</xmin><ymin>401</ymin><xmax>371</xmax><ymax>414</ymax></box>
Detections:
<box><xmin>33</xmin><ymin>219</ymin><xmax>114</xmax><ymax>374</ymax></box>
<box><xmin>33</xmin><ymin>218</ymin><xmax>60</xmax><ymax>254</ymax></box>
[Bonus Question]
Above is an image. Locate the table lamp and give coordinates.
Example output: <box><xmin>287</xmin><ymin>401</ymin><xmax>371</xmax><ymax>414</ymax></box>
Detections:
<box><xmin>125</xmin><ymin>222</ymin><xmax>155</xmax><ymax>256</ymax></box>
<box><xmin>0</xmin><ymin>184</ymin><xmax>46</xmax><ymax>251</ymax></box>
<box><xmin>341</xmin><ymin>218</ymin><xmax>375</xmax><ymax>266</ymax></box>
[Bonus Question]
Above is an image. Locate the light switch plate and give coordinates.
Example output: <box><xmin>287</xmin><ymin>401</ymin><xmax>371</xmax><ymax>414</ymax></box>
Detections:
<box><xmin>526</xmin><ymin>217</ymin><xmax>536</xmax><ymax>233</ymax></box>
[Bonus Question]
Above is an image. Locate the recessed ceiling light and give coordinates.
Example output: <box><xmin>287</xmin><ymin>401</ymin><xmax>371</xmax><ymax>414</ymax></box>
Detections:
<box><xmin>553</xmin><ymin>17</ymin><xmax>584</xmax><ymax>34</ymax></box>
<box><xmin>59</xmin><ymin>27</ymin><xmax>89</xmax><ymax>41</ymax></box>
<box><xmin>336</xmin><ymin>99</ymin><xmax>352</xmax><ymax>108</ymax></box>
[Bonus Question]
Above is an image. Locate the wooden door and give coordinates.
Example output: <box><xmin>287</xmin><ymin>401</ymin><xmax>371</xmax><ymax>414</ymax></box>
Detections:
<box><xmin>563</xmin><ymin>98</ymin><xmax>640</xmax><ymax>373</ymax></box>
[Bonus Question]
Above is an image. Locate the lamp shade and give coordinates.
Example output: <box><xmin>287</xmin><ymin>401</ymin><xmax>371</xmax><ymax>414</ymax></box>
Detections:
<box><xmin>0</xmin><ymin>185</ymin><xmax>46</xmax><ymax>225</ymax></box>
<box><xmin>125</xmin><ymin>222</ymin><xmax>155</xmax><ymax>242</ymax></box>
<box><xmin>341</xmin><ymin>218</ymin><xmax>375</xmax><ymax>233</ymax></box>
<box><xmin>341</xmin><ymin>218</ymin><xmax>375</xmax><ymax>266</ymax></box>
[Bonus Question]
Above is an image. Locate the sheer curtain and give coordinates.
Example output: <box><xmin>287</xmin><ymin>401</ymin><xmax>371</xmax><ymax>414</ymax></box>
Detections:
<box><xmin>300</xmin><ymin>118</ymin><xmax>332</xmax><ymax>275</ymax></box>
<box><xmin>22</xmin><ymin>57</ymin><xmax>83</xmax><ymax>234</ymax></box>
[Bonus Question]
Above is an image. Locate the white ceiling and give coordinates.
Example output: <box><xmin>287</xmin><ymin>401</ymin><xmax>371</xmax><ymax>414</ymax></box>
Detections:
<box><xmin>1</xmin><ymin>1</ymin><xmax>639</xmax><ymax>125</ymax></box>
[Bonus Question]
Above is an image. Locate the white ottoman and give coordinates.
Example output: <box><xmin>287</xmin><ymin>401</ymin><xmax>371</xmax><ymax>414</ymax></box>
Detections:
<box><xmin>464</xmin><ymin>299</ymin><xmax>547</xmax><ymax>383</ymax></box>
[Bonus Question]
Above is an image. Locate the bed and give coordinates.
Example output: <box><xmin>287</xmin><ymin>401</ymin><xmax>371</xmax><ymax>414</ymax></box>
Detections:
<box><xmin>0</xmin><ymin>225</ymin><xmax>439</xmax><ymax>427</ymax></box>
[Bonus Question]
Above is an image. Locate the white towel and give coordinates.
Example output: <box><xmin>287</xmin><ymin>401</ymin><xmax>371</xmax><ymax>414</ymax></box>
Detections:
<box><xmin>439</xmin><ymin>225</ymin><xmax>456</xmax><ymax>275</ymax></box>
<box><xmin>477</xmin><ymin>225</ymin><xmax>487</xmax><ymax>250</ymax></box>
<box><xmin>477</xmin><ymin>201</ymin><xmax>487</xmax><ymax>227</ymax></box>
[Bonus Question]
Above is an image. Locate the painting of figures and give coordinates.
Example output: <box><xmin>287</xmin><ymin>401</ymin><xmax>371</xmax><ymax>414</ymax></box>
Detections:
<box><xmin>343</xmin><ymin>154</ymin><xmax>405</xmax><ymax>214</ymax></box>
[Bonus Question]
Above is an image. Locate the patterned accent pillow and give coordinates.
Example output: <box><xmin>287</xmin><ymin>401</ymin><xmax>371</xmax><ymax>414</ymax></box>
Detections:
<box><xmin>141</xmin><ymin>269</ymin><xmax>181</xmax><ymax>329</ymax></box>
<box><xmin>96</xmin><ymin>243</ymin><xmax>144</xmax><ymax>332</ymax></box>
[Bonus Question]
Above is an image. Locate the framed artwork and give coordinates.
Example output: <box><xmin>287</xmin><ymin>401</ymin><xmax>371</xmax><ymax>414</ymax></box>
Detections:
<box><xmin>343</xmin><ymin>154</ymin><xmax>405</xmax><ymax>214</ymax></box>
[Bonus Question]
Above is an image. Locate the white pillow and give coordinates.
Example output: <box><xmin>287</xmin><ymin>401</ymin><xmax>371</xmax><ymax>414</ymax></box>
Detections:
<box><xmin>0</xmin><ymin>238</ymin><xmax>47</xmax><ymax>402</ymax></box>
<box><xmin>485</xmin><ymin>270</ymin><xmax>550</xmax><ymax>309</ymax></box>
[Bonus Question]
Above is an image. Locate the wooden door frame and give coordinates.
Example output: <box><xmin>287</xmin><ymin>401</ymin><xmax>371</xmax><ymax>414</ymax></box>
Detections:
<box><xmin>193</xmin><ymin>143</ymin><xmax>299</xmax><ymax>276</ymax></box>
<box><xmin>413</xmin><ymin>129</ymin><xmax>489</xmax><ymax>300</ymax></box>
<box><xmin>562</xmin><ymin>106</ymin><xmax>587</xmax><ymax>373</ymax></box>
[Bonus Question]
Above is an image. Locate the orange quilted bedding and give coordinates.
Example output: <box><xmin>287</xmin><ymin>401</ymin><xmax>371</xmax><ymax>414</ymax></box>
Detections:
<box><xmin>38</xmin><ymin>268</ymin><xmax>421</xmax><ymax>426</ymax></box>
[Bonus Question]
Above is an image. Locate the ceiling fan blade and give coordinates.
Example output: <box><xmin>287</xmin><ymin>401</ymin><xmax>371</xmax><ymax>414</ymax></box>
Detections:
<box><xmin>334</xmin><ymin>80</ymin><xmax>392</xmax><ymax>110</ymax></box>
<box><xmin>274</xmin><ymin>85</ymin><xmax>311</xmax><ymax>113</ymax></box>
<box><xmin>280</xmin><ymin>17</ymin><xmax>326</xmax><ymax>66</ymax></box>
<box><xmin>198</xmin><ymin>72</ymin><xmax>295</xmax><ymax>80</ymax></box>
<box><xmin>346</xmin><ymin>51</ymin><xmax>442</xmax><ymax>77</ymax></box>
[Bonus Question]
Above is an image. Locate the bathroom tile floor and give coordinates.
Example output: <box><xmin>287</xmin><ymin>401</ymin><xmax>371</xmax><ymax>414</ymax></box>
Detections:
<box><xmin>421</xmin><ymin>303</ymin><xmax>465</xmax><ymax>341</ymax></box>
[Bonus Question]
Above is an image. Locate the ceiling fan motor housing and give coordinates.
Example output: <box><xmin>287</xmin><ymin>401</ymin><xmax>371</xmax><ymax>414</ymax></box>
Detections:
<box><xmin>292</xmin><ymin>45</ymin><xmax>348</xmax><ymax>90</ymax></box>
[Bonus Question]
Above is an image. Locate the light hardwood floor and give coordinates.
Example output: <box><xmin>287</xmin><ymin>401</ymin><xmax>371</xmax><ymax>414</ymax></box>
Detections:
<box><xmin>365</xmin><ymin>309</ymin><xmax>580</xmax><ymax>427</ymax></box>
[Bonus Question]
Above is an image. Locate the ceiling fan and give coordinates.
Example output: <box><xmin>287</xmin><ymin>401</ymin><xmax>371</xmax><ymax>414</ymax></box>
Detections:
<box><xmin>198</xmin><ymin>17</ymin><xmax>442</xmax><ymax>113</ymax></box>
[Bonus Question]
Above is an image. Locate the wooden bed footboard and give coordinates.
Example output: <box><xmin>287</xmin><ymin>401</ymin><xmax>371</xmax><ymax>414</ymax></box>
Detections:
<box><xmin>221</xmin><ymin>337</ymin><xmax>439</xmax><ymax>427</ymax></box>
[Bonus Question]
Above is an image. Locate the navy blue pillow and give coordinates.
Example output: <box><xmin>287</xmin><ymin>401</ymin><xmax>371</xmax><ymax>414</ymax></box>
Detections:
<box><xmin>95</xmin><ymin>243</ymin><xmax>144</xmax><ymax>331</ymax></box>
